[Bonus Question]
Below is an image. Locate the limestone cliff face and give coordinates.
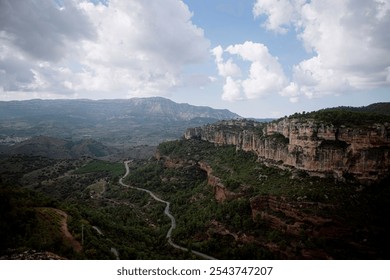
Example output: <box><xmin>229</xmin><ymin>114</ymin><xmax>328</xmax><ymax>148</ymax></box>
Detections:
<box><xmin>184</xmin><ymin>119</ymin><xmax>390</xmax><ymax>184</ymax></box>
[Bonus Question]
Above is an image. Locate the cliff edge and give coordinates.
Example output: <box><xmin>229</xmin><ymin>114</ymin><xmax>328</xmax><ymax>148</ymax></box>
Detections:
<box><xmin>184</xmin><ymin>117</ymin><xmax>390</xmax><ymax>184</ymax></box>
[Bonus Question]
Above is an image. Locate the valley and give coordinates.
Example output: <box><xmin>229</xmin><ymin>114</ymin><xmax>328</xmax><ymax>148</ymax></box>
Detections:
<box><xmin>0</xmin><ymin>99</ymin><xmax>389</xmax><ymax>259</ymax></box>
<box><xmin>0</xmin><ymin>97</ymin><xmax>240</xmax><ymax>147</ymax></box>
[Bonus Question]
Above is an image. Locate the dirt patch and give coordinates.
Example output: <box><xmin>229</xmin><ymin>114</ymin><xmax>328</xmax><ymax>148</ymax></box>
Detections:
<box><xmin>53</xmin><ymin>208</ymin><xmax>82</xmax><ymax>253</ymax></box>
<box><xmin>37</xmin><ymin>207</ymin><xmax>82</xmax><ymax>253</ymax></box>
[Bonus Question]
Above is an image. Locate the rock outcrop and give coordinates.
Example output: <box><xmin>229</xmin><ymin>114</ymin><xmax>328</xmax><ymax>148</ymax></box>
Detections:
<box><xmin>185</xmin><ymin>119</ymin><xmax>390</xmax><ymax>184</ymax></box>
<box><xmin>250</xmin><ymin>195</ymin><xmax>343</xmax><ymax>237</ymax></box>
<box><xmin>198</xmin><ymin>161</ymin><xmax>242</xmax><ymax>202</ymax></box>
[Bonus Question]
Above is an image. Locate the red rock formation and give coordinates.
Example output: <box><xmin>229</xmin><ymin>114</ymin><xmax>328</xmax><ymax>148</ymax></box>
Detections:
<box><xmin>198</xmin><ymin>161</ymin><xmax>242</xmax><ymax>202</ymax></box>
<box><xmin>249</xmin><ymin>195</ymin><xmax>347</xmax><ymax>238</ymax></box>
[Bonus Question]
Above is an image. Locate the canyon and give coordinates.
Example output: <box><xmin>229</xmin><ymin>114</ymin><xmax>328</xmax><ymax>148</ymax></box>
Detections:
<box><xmin>177</xmin><ymin>116</ymin><xmax>390</xmax><ymax>258</ymax></box>
<box><xmin>2</xmin><ymin>103</ymin><xmax>389</xmax><ymax>259</ymax></box>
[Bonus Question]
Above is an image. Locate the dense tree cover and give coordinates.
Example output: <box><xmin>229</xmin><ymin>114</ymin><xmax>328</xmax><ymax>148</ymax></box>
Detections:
<box><xmin>0</xmin><ymin>186</ymin><xmax>74</xmax><ymax>256</ymax></box>
<box><xmin>74</xmin><ymin>160</ymin><xmax>125</xmax><ymax>186</ymax></box>
<box><xmin>122</xmin><ymin>157</ymin><xmax>270</xmax><ymax>259</ymax></box>
<box><xmin>155</xmin><ymin>139</ymin><xmax>390</xmax><ymax>259</ymax></box>
<box><xmin>0</xmin><ymin>155</ymin><xmax>198</xmax><ymax>259</ymax></box>
<box><xmin>2</xmin><ymin>141</ymin><xmax>390</xmax><ymax>259</ymax></box>
<box><xmin>287</xmin><ymin>107</ymin><xmax>390</xmax><ymax>126</ymax></box>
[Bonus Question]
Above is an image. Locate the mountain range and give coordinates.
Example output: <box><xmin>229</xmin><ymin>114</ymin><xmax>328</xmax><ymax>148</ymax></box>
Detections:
<box><xmin>0</xmin><ymin>97</ymin><xmax>240</xmax><ymax>121</ymax></box>
<box><xmin>0</xmin><ymin>97</ymin><xmax>240</xmax><ymax>146</ymax></box>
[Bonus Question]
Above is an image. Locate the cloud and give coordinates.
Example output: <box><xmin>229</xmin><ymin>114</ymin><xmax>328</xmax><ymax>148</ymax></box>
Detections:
<box><xmin>253</xmin><ymin>0</ymin><xmax>305</xmax><ymax>34</ymax></box>
<box><xmin>77</xmin><ymin>0</ymin><xmax>210</xmax><ymax>97</ymax></box>
<box><xmin>213</xmin><ymin>41</ymin><xmax>288</xmax><ymax>101</ymax></box>
<box><xmin>0</xmin><ymin>56</ymin><xmax>35</xmax><ymax>92</ymax></box>
<box><xmin>0</xmin><ymin>0</ymin><xmax>96</xmax><ymax>62</ymax></box>
<box><xmin>292</xmin><ymin>56</ymin><xmax>352</xmax><ymax>98</ymax></box>
<box><xmin>211</xmin><ymin>46</ymin><xmax>241</xmax><ymax>77</ymax></box>
<box><xmin>222</xmin><ymin>76</ymin><xmax>243</xmax><ymax>101</ymax></box>
<box><xmin>0</xmin><ymin>0</ymin><xmax>210</xmax><ymax>99</ymax></box>
<box><xmin>254</xmin><ymin>0</ymin><xmax>390</xmax><ymax>100</ymax></box>
<box><xmin>0</xmin><ymin>0</ymin><xmax>95</xmax><ymax>97</ymax></box>
<box><xmin>280</xmin><ymin>82</ymin><xmax>300</xmax><ymax>103</ymax></box>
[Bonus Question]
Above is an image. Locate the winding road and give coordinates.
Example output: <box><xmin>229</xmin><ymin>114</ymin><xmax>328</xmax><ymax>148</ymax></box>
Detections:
<box><xmin>119</xmin><ymin>160</ymin><xmax>216</xmax><ymax>260</ymax></box>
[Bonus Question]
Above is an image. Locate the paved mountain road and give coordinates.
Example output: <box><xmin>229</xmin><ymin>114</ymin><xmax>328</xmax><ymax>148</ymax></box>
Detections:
<box><xmin>119</xmin><ymin>161</ymin><xmax>216</xmax><ymax>260</ymax></box>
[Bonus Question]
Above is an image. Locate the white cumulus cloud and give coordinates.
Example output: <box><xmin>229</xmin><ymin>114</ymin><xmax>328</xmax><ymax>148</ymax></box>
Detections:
<box><xmin>0</xmin><ymin>0</ymin><xmax>210</xmax><ymax>99</ymax></box>
<box><xmin>253</xmin><ymin>0</ymin><xmax>390</xmax><ymax>101</ymax></box>
<box><xmin>211</xmin><ymin>46</ymin><xmax>241</xmax><ymax>78</ymax></box>
<box><xmin>280</xmin><ymin>82</ymin><xmax>300</xmax><ymax>103</ymax></box>
<box><xmin>222</xmin><ymin>76</ymin><xmax>243</xmax><ymax>102</ymax></box>
<box><xmin>253</xmin><ymin>0</ymin><xmax>305</xmax><ymax>34</ymax></box>
<box><xmin>213</xmin><ymin>41</ymin><xmax>288</xmax><ymax>101</ymax></box>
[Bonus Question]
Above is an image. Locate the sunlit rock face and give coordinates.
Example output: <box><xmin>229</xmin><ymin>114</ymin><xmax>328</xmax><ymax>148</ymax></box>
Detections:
<box><xmin>185</xmin><ymin>119</ymin><xmax>390</xmax><ymax>185</ymax></box>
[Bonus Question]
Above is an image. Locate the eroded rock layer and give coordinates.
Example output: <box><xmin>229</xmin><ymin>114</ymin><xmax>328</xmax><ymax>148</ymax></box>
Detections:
<box><xmin>185</xmin><ymin>119</ymin><xmax>390</xmax><ymax>184</ymax></box>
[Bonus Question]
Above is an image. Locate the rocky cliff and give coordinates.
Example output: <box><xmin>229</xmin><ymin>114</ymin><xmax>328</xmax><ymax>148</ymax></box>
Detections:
<box><xmin>156</xmin><ymin>130</ymin><xmax>390</xmax><ymax>259</ymax></box>
<box><xmin>184</xmin><ymin>118</ymin><xmax>390</xmax><ymax>184</ymax></box>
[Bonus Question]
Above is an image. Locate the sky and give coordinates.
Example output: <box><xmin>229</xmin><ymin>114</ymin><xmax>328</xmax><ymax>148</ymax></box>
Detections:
<box><xmin>0</xmin><ymin>0</ymin><xmax>389</xmax><ymax>118</ymax></box>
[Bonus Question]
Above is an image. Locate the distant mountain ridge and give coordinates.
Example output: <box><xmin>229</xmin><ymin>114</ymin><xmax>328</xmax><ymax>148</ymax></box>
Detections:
<box><xmin>0</xmin><ymin>97</ymin><xmax>240</xmax><ymax>121</ymax></box>
<box><xmin>0</xmin><ymin>97</ymin><xmax>241</xmax><ymax>146</ymax></box>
